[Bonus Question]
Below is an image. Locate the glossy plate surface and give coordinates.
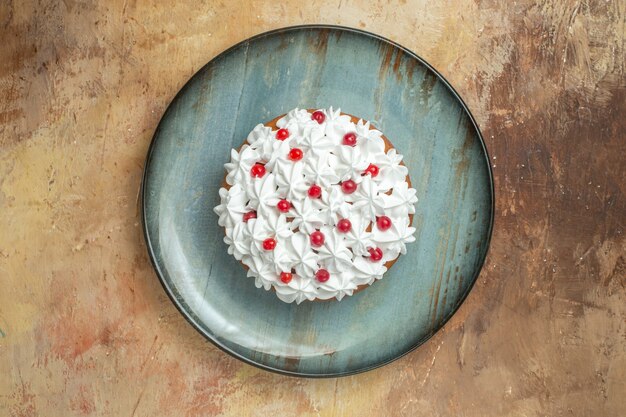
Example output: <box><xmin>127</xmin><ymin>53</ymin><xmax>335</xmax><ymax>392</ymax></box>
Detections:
<box><xmin>142</xmin><ymin>25</ymin><xmax>493</xmax><ymax>377</ymax></box>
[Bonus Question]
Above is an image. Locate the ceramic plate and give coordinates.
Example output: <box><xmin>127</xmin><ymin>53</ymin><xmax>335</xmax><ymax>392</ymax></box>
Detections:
<box><xmin>142</xmin><ymin>25</ymin><xmax>493</xmax><ymax>377</ymax></box>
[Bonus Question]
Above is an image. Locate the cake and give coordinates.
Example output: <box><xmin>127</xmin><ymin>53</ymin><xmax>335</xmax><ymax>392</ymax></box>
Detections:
<box><xmin>214</xmin><ymin>107</ymin><xmax>417</xmax><ymax>303</ymax></box>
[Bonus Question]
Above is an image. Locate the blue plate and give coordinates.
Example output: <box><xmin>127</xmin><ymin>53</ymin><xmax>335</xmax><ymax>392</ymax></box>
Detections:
<box><xmin>142</xmin><ymin>25</ymin><xmax>493</xmax><ymax>377</ymax></box>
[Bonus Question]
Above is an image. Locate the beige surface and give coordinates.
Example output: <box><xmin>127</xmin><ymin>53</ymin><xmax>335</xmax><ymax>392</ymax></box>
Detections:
<box><xmin>1</xmin><ymin>1</ymin><xmax>625</xmax><ymax>416</ymax></box>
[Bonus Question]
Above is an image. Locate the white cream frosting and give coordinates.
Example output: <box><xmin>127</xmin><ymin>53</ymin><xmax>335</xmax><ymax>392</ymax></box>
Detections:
<box><xmin>214</xmin><ymin>107</ymin><xmax>417</xmax><ymax>303</ymax></box>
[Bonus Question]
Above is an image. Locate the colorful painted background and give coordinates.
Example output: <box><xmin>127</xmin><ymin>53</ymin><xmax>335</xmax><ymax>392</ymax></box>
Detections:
<box><xmin>0</xmin><ymin>1</ymin><xmax>624</xmax><ymax>416</ymax></box>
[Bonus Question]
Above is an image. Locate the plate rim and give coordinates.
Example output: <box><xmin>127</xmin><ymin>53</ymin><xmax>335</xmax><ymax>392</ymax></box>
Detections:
<box><xmin>140</xmin><ymin>24</ymin><xmax>495</xmax><ymax>378</ymax></box>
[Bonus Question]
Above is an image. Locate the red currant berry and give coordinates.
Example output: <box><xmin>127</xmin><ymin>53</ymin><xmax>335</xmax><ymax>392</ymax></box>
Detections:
<box><xmin>276</xmin><ymin>128</ymin><xmax>289</xmax><ymax>140</ymax></box>
<box><xmin>342</xmin><ymin>132</ymin><xmax>357</xmax><ymax>146</ymax></box>
<box><xmin>242</xmin><ymin>211</ymin><xmax>257</xmax><ymax>222</ymax></box>
<box><xmin>280</xmin><ymin>272</ymin><xmax>293</xmax><ymax>283</ymax></box>
<box><xmin>288</xmin><ymin>148</ymin><xmax>303</xmax><ymax>161</ymax></box>
<box><xmin>277</xmin><ymin>199</ymin><xmax>291</xmax><ymax>212</ymax></box>
<box><xmin>364</xmin><ymin>164</ymin><xmax>379</xmax><ymax>177</ymax></box>
<box><xmin>341</xmin><ymin>180</ymin><xmax>357</xmax><ymax>194</ymax></box>
<box><xmin>310</xmin><ymin>231</ymin><xmax>325</xmax><ymax>247</ymax></box>
<box><xmin>368</xmin><ymin>247</ymin><xmax>383</xmax><ymax>262</ymax></box>
<box><xmin>315</xmin><ymin>269</ymin><xmax>330</xmax><ymax>282</ymax></box>
<box><xmin>337</xmin><ymin>219</ymin><xmax>351</xmax><ymax>233</ymax></box>
<box><xmin>311</xmin><ymin>110</ymin><xmax>325</xmax><ymax>124</ymax></box>
<box><xmin>262</xmin><ymin>238</ymin><xmax>276</xmax><ymax>251</ymax></box>
<box><xmin>308</xmin><ymin>184</ymin><xmax>322</xmax><ymax>198</ymax></box>
<box><xmin>250</xmin><ymin>163</ymin><xmax>266</xmax><ymax>178</ymax></box>
<box><xmin>376</xmin><ymin>216</ymin><xmax>392</xmax><ymax>231</ymax></box>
